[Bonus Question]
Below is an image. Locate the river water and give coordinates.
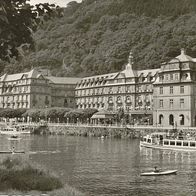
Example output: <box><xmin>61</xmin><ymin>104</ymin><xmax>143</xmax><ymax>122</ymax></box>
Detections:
<box><xmin>0</xmin><ymin>135</ymin><xmax>196</xmax><ymax>196</ymax></box>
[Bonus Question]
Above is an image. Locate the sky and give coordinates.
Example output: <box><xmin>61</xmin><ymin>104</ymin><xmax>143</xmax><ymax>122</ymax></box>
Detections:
<box><xmin>30</xmin><ymin>0</ymin><xmax>82</xmax><ymax>7</ymax></box>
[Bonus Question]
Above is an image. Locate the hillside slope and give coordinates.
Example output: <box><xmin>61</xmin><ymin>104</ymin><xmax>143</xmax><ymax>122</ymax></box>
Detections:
<box><xmin>2</xmin><ymin>0</ymin><xmax>196</xmax><ymax>77</ymax></box>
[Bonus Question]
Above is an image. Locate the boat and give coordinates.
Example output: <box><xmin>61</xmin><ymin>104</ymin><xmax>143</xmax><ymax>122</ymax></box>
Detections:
<box><xmin>0</xmin><ymin>150</ymin><xmax>25</xmax><ymax>154</ymax></box>
<box><xmin>7</xmin><ymin>135</ymin><xmax>22</xmax><ymax>141</ymax></box>
<box><xmin>141</xmin><ymin>170</ymin><xmax>177</xmax><ymax>176</ymax></box>
<box><xmin>140</xmin><ymin>132</ymin><xmax>196</xmax><ymax>151</ymax></box>
<box><xmin>0</xmin><ymin>126</ymin><xmax>21</xmax><ymax>135</ymax></box>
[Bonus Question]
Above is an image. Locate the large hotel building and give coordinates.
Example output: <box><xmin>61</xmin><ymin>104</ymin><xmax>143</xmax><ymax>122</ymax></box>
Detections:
<box><xmin>75</xmin><ymin>49</ymin><xmax>196</xmax><ymax>127</ymax></box>
<box><xmin>0</xmin><ymin>69</ymin><xmax>81</xmax><ymax>109</ymax></box>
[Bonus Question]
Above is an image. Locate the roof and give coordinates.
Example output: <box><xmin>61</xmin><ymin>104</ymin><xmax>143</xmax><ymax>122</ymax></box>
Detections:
<box><xmin>81</xmin><ymin>72</ymin><xmax>119</xmax><ymax>81</ymax></box>
<box><xmin>47</xmin><ymin>76</ymin><xmax>81</xmax><ymax>84</ymax></box>
<box><xmin>0</xmin><ymin>69</ymin><xmax>44</xmax><ymax>82</ymax></box>
<box><xmin>169</xmin><ymin>49</ymin><xmax>194</xmax><ymax>63</ymax></box>
<box><xmin>91</xmin><ymin>110</ymin><xmax>115</xmax><ymax>119</ymax></box>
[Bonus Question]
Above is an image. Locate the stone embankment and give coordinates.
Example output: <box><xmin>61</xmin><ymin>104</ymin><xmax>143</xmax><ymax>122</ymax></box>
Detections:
<box><xmin>35</xmin><ymin>124</ymin><xmax>196</xmax><ymax>139</ymax></box>
<box><xmin>47</xmin><ymin>125</ymin><xmax>139</xmax><ymax>138</ymax></box>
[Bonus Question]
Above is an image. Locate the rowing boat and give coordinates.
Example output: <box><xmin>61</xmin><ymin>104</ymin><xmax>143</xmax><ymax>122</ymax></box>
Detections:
<box><xmin>140</xmin><ymin>170</ymin><xmax>177</xmax><ymax>176</ymax></box>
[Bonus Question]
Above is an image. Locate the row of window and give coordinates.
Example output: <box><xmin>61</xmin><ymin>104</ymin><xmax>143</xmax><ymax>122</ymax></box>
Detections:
<box><xmin>159</xmin><ymin>73</ymin><xmax>188</xmax><ymax>82</ymax></box>
<box><xmin>76</xmin><ymin>85</ymin><xmax>153</xmax><ymax>96</ymax></box>
<box><xmin>159</xmin><ymin>99</ymin><xmax>184</xmax><ymax>108</ymax></box>
<box><xmin>159</xmin><ymin>86</ymin><xmax>184</xmax><ymax>94</ymax></box>
<box><xmin>159</xmin><ymin>114</ymin><xmax>185</xmax><ymax>125</ymax></box>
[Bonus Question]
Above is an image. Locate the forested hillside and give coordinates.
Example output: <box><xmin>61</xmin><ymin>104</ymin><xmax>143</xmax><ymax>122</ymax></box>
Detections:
<box><xmin>2</xmin><ymin>0</ymin><xmax>196</xmax><ymax>77</ymax></box>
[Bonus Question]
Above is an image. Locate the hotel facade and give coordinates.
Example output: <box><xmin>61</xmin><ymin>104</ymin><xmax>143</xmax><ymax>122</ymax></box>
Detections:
<box><xmin>75</xmin><ymin>49</ymin><xmax>196</xmax><ymax>127</ymax></box>
<box><xmin>0</xmin><ymin>69</ymin><xmax>81</xmax><ymax>109</ymax></box>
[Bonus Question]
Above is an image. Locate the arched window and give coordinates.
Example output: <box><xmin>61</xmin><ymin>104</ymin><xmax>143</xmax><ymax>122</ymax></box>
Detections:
<box><xmin>169</xmin><ymin>114</ymin><xmax>174</xmax><ymax>125</ymax></box>
<box><xmin>117</xmin><ymin>96</ymin><xmax>122</xmax><ymax>103</ymax></box>
<box><xmin>108</xmin><ymin>97</ymin><xmax>113</xmax><ymax>103</ymax></box>
<box><xmin>126</xmin><ymin>96</ymin><xmax>131</xmax><ymax>103</ymax></box>
<box><xmin>179</xmin><ymin>114</ymin><xmax>184</xmax><ymax>125</ymax></box>
<box><xmin>159</xmin><ymin>114</ymin><xmax>163</xmax><ymax>125</ymax></box>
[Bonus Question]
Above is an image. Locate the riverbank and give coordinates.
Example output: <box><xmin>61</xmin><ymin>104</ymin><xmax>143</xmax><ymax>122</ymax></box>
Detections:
<box><xmin>0</xmin><ymin>157</ymin><xmax>84</xmax><ymax>196</ymax></box>
<box><xmin>46</xmin><ymin>124</ymin><xmax>196</xmax><ymax>139</ymax></box>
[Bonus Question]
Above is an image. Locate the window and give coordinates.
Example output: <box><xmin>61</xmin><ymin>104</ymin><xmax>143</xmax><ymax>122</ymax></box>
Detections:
<box><xmin>160</xmin><ymin>75</ymin><xmax>164</xmax><ymax>82</ymax></box>
<box><xmin>169</xmin><ymin>99</ymin><xmax>173</xmax><ymax>108</ymax></box>
<box><xmin>170</xmin><ymin>86</ymin><xmax>173</xmax><ymax>94</ymax></box>
<box><xmin>180</xmin><ymin>86</ymin><xmax>184</xmax><ymax>94</ymax></box>
<box><xmin>165</xmin><ymin>74</ymin><xmax>169</xmax><ymax>81</ymax></box>
<box><xmin>160</xmin><ymin>87</ymin><xmax>163</xmax><ymax>94</ymax></box>
<box><xmin>170</xmin><ymin>141</ymin><xmax>175</xmax><ymax>145</ymax></box>
<box><xmin>175</xmin><ymin>73</ymin><xmax>178</xmax><ymax>80</ymax></box>
<box><xmin>180</xmin><ymin>99</ymin><xmax>184</xmax><ymax>108</ymax></box>
<box><xmin>183</xmin><ymin>142</ymin><xmax>189</xmax><ymax>146</ymax></box>
<box><xmin>170</xmin><ymin>74</ymin><xmax>173</xmax><ymax>80</ymax></box>
<box><xmin>126</xmin><ymin>86</ymin><xmax>130</xmax><ymax>92</ymax></box>
<box><xmin>179</xmin><ymin>114</ymin><xmax>184</xmax><ymax>125</ymax></box>
<box><xmin>176</xmin><ymin>141</ymin><xmax>182</xmax><ymax>146</ymax></box>
<box><xmin>169</xmin><ymin>114</ymin><xmax>174</xmax><ymax>125</ymax></box>
<box><xmin>190</xmin><ymin>142</ymin><xmax>196</xmax><ymax>147</ymax></box>
<box><xmin>159</xmin><ymin>100</ymin><xmax>163</xmax><ymax>108</ymax></box>
<box><xmin>159</xmin><ymin>114</ymin><xmax>163</xmax><ymax>124</ymax></box>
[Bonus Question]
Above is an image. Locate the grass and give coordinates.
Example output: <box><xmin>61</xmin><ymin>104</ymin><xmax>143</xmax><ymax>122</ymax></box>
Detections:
<box><xmin>0</xmin><ymin>158</ymin><xmax>85</xmax><ymax>195</ymax></box>
<box><xmin>0</xmin><ymin>157</ymin><xmax>63</xmax><ymax>192</ymax></box>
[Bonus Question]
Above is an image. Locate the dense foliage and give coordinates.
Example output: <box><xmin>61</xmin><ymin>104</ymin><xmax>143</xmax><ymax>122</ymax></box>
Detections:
<box><xmin>0</xmin><ymin>158</ymin><xmax>62</xmax><ymax>191</ymax></box>
<box><xmin>1</xmin><ymin>0</ymin><xmax>196</xmax><ymax>76</ymax></box>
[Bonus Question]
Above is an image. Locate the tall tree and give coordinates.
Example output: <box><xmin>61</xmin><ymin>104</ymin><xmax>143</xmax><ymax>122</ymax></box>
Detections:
<box><xmin>0</xmin><ymin>0</ymin><xmax>56</xmax><ymax>61</ymax></box>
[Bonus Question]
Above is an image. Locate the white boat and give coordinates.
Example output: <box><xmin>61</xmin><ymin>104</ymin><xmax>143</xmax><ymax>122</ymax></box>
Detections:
<box><xmin>0</xmin><ymin>127</ymin><xmax>21</xmax><ymax>135</ymax></box>
<box><xmin>140</xmin><ymin>132</ymin><xmax>196</xmax><ymax>151</ymax></box>
<box><xmin>141</xmin><ymin>170</ymin><xmax>177</xmax><ymax>176</ymax></box>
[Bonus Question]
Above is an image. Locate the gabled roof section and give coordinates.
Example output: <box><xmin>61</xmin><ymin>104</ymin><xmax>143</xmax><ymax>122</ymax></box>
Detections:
<box><xmin>0</xmin><ymin>69</ymin><xmax>45</xmax><ymax>82</ymax></box>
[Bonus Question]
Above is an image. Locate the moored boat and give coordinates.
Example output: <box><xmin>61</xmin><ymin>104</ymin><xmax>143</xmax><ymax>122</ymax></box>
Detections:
<box><xmin>0</xmin><ymin>126</ymin><xmax>20</xmax><ymax>135</ymax></box>
<box><xmin>140</xmin><ymin>132</ymin><xmax>196</xmax><ymax>151</ymax></box>
<box><xmin>141</xmin><ymin>170</ymin><xmax>177</xmax><ymax>176</ymax></box>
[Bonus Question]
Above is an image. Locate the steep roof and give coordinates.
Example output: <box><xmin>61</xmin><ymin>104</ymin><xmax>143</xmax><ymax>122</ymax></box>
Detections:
<box><xmin>47</xmin><ymin>76</ymin><xmax>81</xmax><ymax>84</ymax></box>
<box><xmin>0</xmin><ymin>69</ymin><xmax>44</xmax><ymax>82</ymax></box>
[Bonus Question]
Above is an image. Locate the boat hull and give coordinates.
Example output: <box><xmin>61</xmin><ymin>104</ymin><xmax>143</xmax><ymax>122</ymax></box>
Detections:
<box><xmin>141</xmin><ymin>170</ymin><xmax>177</xmax><ymax>176</ymax></box>
<box><xmin>140</xmin><ymin>142</ymin><xmax>196</xmax><ymax>151</ymax></box>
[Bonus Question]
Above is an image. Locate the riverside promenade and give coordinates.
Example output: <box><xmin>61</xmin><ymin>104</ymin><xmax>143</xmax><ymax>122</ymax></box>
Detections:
<box><xmin>1</xmin><ymin>121</ymin><xmax>196</xmax><ymax>138</ymax></box>
<box><xmin>13</xmin><ymin>122</ymin><xmax>196</xmax><ymax>138</ymax></box>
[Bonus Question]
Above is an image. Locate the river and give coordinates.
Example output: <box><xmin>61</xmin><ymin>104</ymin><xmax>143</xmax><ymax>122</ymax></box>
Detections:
<box><xmin>0</xmin><ymin>135</ymin><xmax>196</xmax><ymax>196</ymax></box>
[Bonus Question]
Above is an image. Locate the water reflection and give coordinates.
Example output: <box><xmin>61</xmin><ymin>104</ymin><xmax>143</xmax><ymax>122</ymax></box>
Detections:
<box><xmin>0</xmin><ymin>135</ymin><xmax>195</xmax><ymax>195</ymax></box>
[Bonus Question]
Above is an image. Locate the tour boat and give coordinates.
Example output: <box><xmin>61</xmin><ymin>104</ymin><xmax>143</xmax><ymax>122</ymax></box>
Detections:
<box><xmin>140</xmin><ymin>132</ymin><xmax>196</xmax><ymax>151</ymax></box>
<box><xmin>0</xmin><ymin>126</ymin><xmax>21</xmax><ymax>135</ymax></box>
<box><xmin>141</xmin><ymin>170</ymin><xmax>177</xmax><ymax>176</ymax></box>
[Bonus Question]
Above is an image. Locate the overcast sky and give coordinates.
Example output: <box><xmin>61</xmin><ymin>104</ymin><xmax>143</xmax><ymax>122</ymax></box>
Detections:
<box><xmin>30</xmin><ymin>0</ymin><xmax>82</xmax><ymax>7</ymax></box>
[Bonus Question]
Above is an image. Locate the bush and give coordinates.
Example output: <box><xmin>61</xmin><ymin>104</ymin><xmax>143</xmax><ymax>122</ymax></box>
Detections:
<box><xmin>0</xmin><ymin>158</ymin><xmax>63</xmax><ymax>192</ymax></box>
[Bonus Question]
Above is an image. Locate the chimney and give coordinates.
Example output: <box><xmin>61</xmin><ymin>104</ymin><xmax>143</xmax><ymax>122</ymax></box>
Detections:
<box><xmin>181</xmin><ymin>48</ymin><xmax>186</xmax><ymax>55</ymax></box>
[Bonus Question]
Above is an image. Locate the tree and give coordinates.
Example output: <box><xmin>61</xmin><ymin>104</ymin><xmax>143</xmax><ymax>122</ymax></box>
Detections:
<box><xmin>0</xmin><ymin>0</ymin><xmax>56</xmax><ymax>62</ymax></box>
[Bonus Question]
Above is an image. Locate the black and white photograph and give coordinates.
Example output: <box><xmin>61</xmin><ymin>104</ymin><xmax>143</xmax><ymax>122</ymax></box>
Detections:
<box><xmin>0</xmin><ymin>0</ymin><xmax>196</xmax><ymax>195</ymax></box>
